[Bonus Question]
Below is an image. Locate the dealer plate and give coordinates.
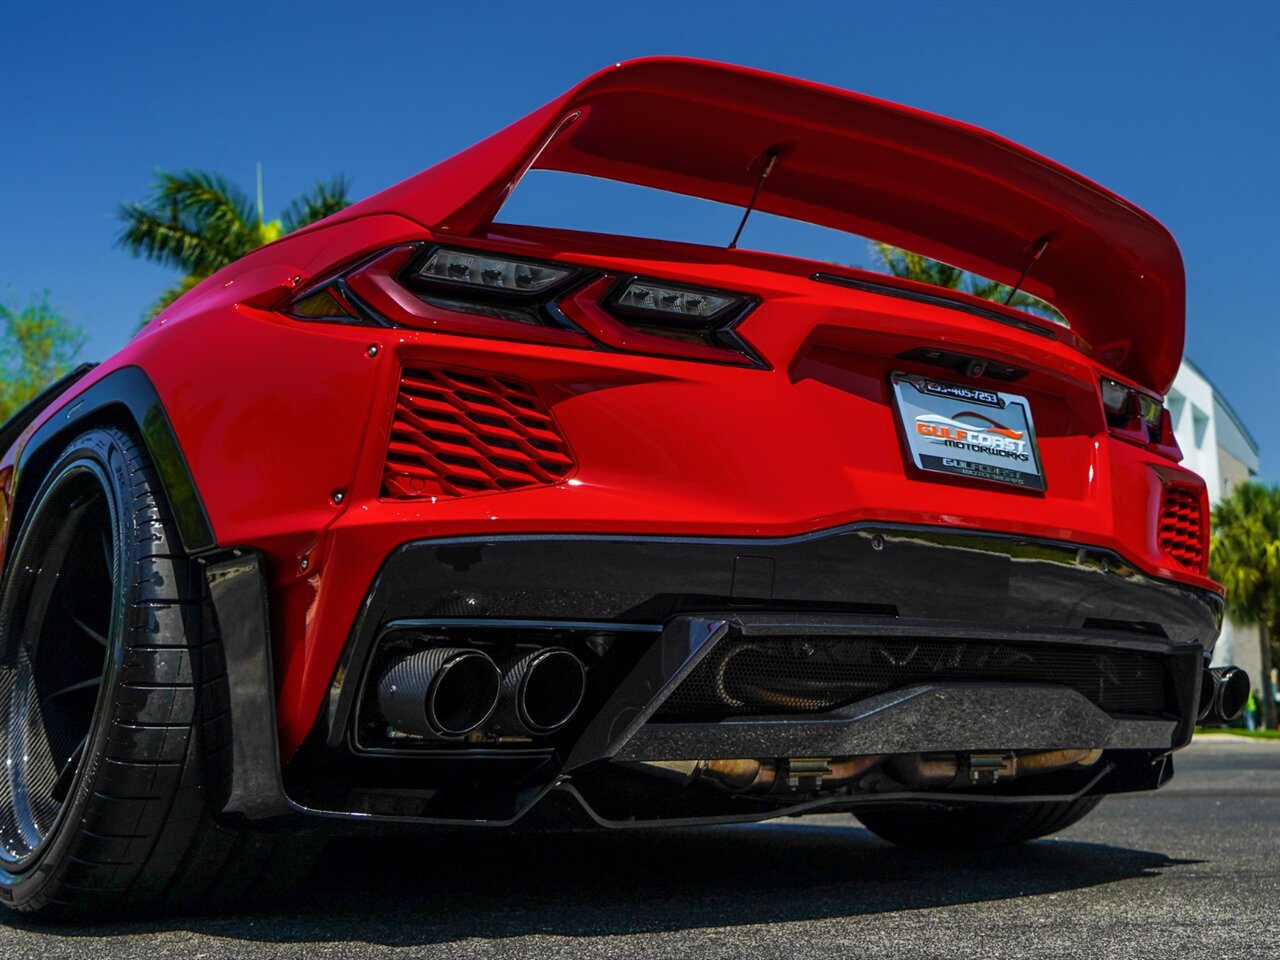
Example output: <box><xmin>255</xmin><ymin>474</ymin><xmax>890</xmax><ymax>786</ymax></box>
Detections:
<box><xmin>890</xmin><ymin>373</ymin><xmax>1045</xmax><ymax>492</ymax></box>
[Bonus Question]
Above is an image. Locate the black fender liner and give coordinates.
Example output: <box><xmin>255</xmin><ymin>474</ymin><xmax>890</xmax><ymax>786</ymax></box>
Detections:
<box><xmin>0</xmin><ymin>362</ymin><xmax>96</xmax><ymax>457</ymax></box>
<box><xmin>11</xmin><ymin>364</ymin><xmax>215</xmax><ymax>554</ymax></box>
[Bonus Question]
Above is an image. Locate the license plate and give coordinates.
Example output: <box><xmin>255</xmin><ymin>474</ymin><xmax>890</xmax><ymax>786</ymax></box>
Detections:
<box><xmin>891</xmin><ymin>373</ymin><xmax>1045</xmax><ymax>492</ymax></box>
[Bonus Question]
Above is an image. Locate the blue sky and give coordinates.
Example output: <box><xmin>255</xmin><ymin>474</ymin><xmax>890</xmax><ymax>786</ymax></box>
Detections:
<box><xmin>1</xmin><ymin>0</ymin><xmax>1277</xmax><ymax>480</ymax></box>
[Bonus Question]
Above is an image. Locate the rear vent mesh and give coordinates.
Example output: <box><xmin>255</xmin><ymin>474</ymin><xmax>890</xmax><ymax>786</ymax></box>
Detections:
<box><xmin>1159</xmin><ymin>484</ymin><xmax>1205</xmax><ymax>572</ymax></box>
<box><xmin>382</xmin><ymin>365</ymin><xmax>574</xmax><ymax>499</ymax></box>
<box><xmin>655</xmin><ymin>636</ymin><xmax>1168</xmax><ymax>720</ymax></box>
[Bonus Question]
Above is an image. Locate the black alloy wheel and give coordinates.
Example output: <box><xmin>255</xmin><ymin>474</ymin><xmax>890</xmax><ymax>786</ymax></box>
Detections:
<box><xmin>0</xmin><ymin>460</ymin><xmax>118</xmax><ymax>868</ymax></box>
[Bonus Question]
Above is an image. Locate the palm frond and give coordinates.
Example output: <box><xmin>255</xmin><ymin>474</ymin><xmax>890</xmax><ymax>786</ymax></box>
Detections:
<box><xmin>117</xmin><ymin>170</ymin><xmax>259</xmax><ymax>275</ymax></box>
<box><xmin>967</xmin><ymin>278</ymin><xmax>1066</xmax><ymax>322</ymax></box>
<box><xmin>281</xmin><ymin>176</ymin><xmax>352</xmax><ymax>234</ymax></box>
<box><xmin>117</xmin><ymin>205</ymin><xmax>233</xmax><ymax>275</ymax></box>
<box><xmin>870</xmin><ymin>242</ymin><xmax>964</xmax><ymax>289</ymax></box>
<box><xmin>871</xmin><ymin>241</ymin><xmax>1067</xmax><ymax>324</ymax></box>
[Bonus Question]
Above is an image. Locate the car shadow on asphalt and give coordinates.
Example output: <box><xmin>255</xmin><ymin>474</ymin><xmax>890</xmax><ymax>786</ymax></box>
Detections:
<box><xmin>2</xmin><ymin>817</ymin><xmax>1202</xmax><ymax>945</ymax></box>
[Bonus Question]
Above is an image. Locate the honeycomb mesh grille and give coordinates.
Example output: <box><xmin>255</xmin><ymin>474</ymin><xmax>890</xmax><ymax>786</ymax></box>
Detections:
<box><xmin>1159</xmin><ymin>484</ymin><xmax>1205</xmax><ymax>572</ymax></box>
<box><xmin>382</xmin><ymin>365</ymin><xmax>574</xmax><ymax>499</ymax></box>
<box><xmin>654</xmin><ymin>636</ymin><xmax>1168</xmax><ymax>720</ymax></box>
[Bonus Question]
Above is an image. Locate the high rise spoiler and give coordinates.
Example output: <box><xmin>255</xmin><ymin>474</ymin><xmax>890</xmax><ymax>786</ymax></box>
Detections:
<box><xmin>337</xmin><ymin>58</ymin><xmax>1184</xmax><ymax>391</ymax></box>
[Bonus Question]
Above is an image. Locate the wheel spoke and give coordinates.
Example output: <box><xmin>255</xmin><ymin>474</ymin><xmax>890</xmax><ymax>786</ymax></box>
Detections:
<box><xmin>49</xmin><ymin>734</ymin><xmax>88</xmax><ymax>805</ymax></box>
<box><xmin>71</xmin><ymin>613</ymin><xmax>110</xmax><ymax>648</ymax></box>
<box><xmin>16</xmin><ymin>498</ymin><xmax>95</xmax><ymax>656</ymax></box>
<box><xmin>43</xmin><ymin>675</ymin><xmax>103</xmax><ymax>702</ymax></box>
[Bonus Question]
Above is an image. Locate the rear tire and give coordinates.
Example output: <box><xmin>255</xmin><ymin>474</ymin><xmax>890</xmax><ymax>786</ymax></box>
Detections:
<box><xmin>0</xmin><ymin>426</ymin><xmax>317</xmax><ymax>918</ymax></box>
<box><xmin>855</xmin><ymin>796</ymin><xmax>1103</xmax><ymax>849</ymax></box>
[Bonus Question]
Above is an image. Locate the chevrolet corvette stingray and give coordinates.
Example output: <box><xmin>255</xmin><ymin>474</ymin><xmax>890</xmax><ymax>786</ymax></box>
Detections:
<box><xmin>0</xmin><ymin>58</ymin><xmax>1248</xmax><ymax>917</ymax></box>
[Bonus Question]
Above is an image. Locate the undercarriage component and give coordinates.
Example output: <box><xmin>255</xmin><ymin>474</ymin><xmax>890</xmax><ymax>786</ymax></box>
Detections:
<box><xmin>631</xmin><ymin>748</ymin><xmax>1101</xmax><ymax>797</ymax></box>
<box><xmin>885</xmin><ymin>748</ymin><xmax>1102</xmax><ymax>788</ymax></box>
<box><xmin>636</xmin><ymin>755</ymin><xmax>887</xmax><ymax>794</ymax></box>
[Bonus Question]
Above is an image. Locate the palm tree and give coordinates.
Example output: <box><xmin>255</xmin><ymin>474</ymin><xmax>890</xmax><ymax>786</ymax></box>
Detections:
<box><xmin>119</xmin><ymin>170</ymin><xmax>350</xmax><ymax>317</ymax></box>
<box><xmin>1210</xmin><ymin>481</ymin><xmax>1280</xmax><ymax>729</ymax></box>
<box><xmin>869</xmin><ymin>241</ymin><xmax>1067</xmax><ymax>325</ymax></box>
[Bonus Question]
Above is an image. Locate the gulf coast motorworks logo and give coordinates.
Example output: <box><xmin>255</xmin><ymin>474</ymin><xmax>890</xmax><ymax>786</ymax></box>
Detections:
<box><xmin>914</xmin><ymin>411</ymin><xmax>1030</xmax><ymax>461</ymax></box>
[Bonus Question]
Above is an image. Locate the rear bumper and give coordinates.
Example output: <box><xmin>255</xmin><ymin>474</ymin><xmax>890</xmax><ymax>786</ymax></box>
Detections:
<box><xmin>214</xmin><ymin>523</ymin><xmax>1221</xmax><ymax>826</ymax></box>
<box><xmin>326</xmin><ymin>521</ymin><xmax>1218</xmax><ymax>751</ymax></box>
<box><xmin>337</xmin><ymin>521</ymin><xmax>1221</xmax><ymax>649</ymax></box>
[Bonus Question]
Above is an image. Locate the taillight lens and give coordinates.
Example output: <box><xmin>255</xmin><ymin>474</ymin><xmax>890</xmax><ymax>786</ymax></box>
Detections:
<box><xmin>600</xmin><ymin>276</ymin><xmax>756</xmax><ymax>357</ymax></box>
<box><xmin>282</xmin><ymin>243</ymin><xmax>761</xmax><ymax>365</ymax></box>
<box><xmin>1100</xmin><ymin>377</ymin><xmax>1130</xmax><ymax>417</ymax></box>
<box><xmin>611</xmin><ymin>280</ymin><xmax>743</xmax><ymax>322</ymax></box>
<box><xmin>1100</xmin><ymin>377</ymin><xmax>1180</xmax><ymax>460</ymax></box>
<box><xmin>411</xmin><ymin>247</ymin><xmax>577</xmax><ymax>296</ymax></box>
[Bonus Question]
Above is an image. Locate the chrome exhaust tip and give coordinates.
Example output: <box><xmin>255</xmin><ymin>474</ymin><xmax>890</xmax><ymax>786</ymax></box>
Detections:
<box><xmin>495</xmin><ymin>647</ymin><xmax>586</xmax><ymax>736</ymax></box>
<box><xmin>378</xmin><ymin>648</ymin><xmax>501</xmax><ymax>739</ymax></box>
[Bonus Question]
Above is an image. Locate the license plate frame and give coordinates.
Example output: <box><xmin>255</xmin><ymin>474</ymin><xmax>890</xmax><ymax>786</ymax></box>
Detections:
<box><xmin>890</xmin><ymin>373</ymin><xmax>1046</xmax><ymax>492</ymax></box>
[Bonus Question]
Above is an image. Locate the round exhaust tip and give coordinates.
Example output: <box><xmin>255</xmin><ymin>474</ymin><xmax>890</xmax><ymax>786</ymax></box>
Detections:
<box><xmin>1214</xmin><ymin>667</ymin><xmax>1250</xmax><ymax>724</ymax></box>
<box><xmin>497</xmin><ymin>648</ymin><xmax>587</xmax><ymax>736</ymax></box>
<box><xmin>378</xmin><ymin>648</ymin><xmax>501</xmax><ymax>739</ymax></box>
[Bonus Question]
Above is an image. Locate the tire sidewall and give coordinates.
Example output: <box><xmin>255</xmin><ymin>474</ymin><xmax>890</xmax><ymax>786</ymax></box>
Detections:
<box><xmin>0</xmin><ymin>430</ymin><xmax>137</xmax><ymax>910</ymax></box>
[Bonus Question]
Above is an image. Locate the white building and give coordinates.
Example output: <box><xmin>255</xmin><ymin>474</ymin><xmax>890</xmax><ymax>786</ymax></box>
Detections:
<box><xmin>1167</xmin><ymin>360</ymin><xmax>1262</xmax><ymax>680</ymax></box>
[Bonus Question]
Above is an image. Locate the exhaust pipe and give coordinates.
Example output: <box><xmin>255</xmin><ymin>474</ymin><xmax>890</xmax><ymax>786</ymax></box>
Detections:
<box><xmin>887</xmin><ymin>749</ymin><xmax>1102</xmax><ymax>787</ymax></box>
<box><xmin>633</xmin><ymin>755</ymin><xmax>885</xmax><ymax>794</ymax></box>
<box><xmin>1199</xmin><ymin>665</ymin><xmax>1250</xmax><ymax>724</ymax></box>
<box><xmin>378</xmin><ymin>648</ymin><xmax>501</xmax><ymax>739</ymax></box>
<box><xmin>493</xmin><ymin>647</ymin><xmax>586</xmax><ymax>736</ymax></box>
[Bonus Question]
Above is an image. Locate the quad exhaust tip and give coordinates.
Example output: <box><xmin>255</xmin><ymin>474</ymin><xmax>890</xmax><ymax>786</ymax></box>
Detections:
<box><xmin>378</xmin><ymin>648</ymin><xmax>502</xmax><ymax>739</ymax></box>
<box><xmin>494</xmin><ymin>647</ymin><xmax>587</xmax><ymax>736</ymax></box>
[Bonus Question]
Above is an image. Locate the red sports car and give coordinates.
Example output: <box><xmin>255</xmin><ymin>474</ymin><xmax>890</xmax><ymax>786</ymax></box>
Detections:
<box><xmin>0</xmin><ymin>58</ymin><xmax>1248</xmax><ymax>917</ymax></box>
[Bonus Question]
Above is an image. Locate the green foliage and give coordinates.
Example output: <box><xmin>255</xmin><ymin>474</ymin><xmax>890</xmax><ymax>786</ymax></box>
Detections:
<box><xmin>118</xmin><ymin>170</ymin><xmax>351</xmax><ymax>318</ymax></box>
<box><xmin>868</xmin><ymin>241</ymin><xmax>1067</xmax><ymax>325</ymax></box>
<box><xmin>0</xmin><ymin>294</ymin><xmax>86</xmax><ymax>423</ymax></box>
<box><xmin>281</xmin><ymin>176</ymin><xmax>351</xmax><ymax>234</ymax></box>
<box><xmin>1211</xmin><ymin>481</ymin><xmax>1280</xmax><ymax>729</ymax></box>
<box><xmin>1210</xmin><ymin>482</ymin><xmax>1280</xmax><ymax>632</ymax></box>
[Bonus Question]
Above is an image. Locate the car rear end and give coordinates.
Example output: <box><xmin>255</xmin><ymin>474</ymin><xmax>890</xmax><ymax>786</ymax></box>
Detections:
<box><xmin>116</xmin><ymin>58</ymin><xmax>1231</xmax><ymax>828</ymax></box>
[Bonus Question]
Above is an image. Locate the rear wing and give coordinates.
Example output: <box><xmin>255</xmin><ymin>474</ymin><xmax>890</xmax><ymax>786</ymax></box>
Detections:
<box><xmin>335</xmin><ymin>58</ymin><xmax>1185</xmax><ymax>391</ymax></box>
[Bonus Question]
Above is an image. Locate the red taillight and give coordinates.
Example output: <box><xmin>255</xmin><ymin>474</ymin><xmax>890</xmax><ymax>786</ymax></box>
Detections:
<box><xmin>344</xmin><ymin>246</ymin><xmax>592</xmax><ymax>349</ymax></box>
<box><xmin>382</xmin><ymin>364</ymin><xmax>574</xmax><ymax>500</ymax></box>
<box><xmin>1099</xmin><ymin>377</ymin><xmax>1181</xmax><ymax>461</ymax></box>
<box><xmin>282</xmin><ymin>243</ymin><xmax>760</xmax><ymax>365</ymax></box>
<box><xmin>1158</xmin><ymin>483</ymin><xmax>1206</xmax><ymax>573</ymax></box>
<box><xmin>555</xmin><ymin>277</ymin><xmax>760</xmax><ymax>367</ymax></box>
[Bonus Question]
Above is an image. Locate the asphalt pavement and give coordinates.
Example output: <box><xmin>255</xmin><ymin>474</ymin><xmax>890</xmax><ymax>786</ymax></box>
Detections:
<box><xmin>3</xmin><ymin>736</ymin><xmax>1277</xmax><ymax>959</ymax></box>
